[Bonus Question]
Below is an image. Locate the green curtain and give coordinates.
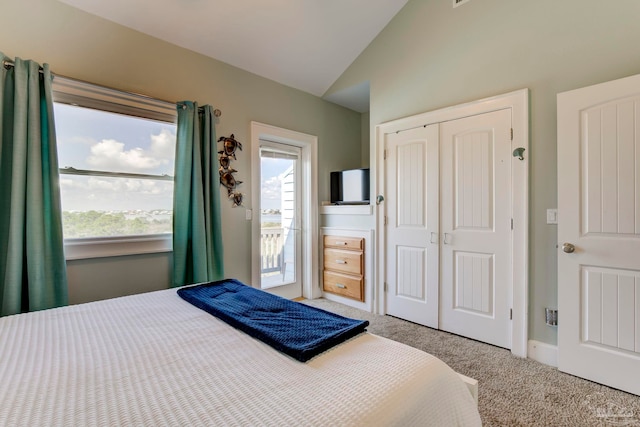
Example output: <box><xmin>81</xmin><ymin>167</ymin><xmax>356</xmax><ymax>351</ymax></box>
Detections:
<box><xmin>172</xmin><ymin>102</ymin><xmax>224</xmax><ymax>287</ymax></box>
<box><xmin>0</xmin><ymin>54</ymin><xmax>68</xmax><ymax>316</ymax></box>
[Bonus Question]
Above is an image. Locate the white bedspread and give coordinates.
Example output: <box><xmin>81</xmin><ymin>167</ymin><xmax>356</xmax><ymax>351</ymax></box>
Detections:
<box><xmin>0</xmin><ymin>288</ymin><xmax>481</xmax><ymax>426</ymax></box>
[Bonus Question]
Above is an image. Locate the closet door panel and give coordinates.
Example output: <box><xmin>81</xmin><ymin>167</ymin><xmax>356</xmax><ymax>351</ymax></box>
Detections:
<box><xmin>440</xmin><ymin>109</ymin><xmax>512</xmax><ymax>349</ymax></box>
<box><xmin>385</xmin><ymin>125</ymin><xmax>440</xmax><ymax>328</ymax></box>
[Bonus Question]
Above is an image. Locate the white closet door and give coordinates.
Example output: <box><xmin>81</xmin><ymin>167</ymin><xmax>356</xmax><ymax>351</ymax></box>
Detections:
<box><xmin>558</xmin><ymin>74</ymin><xmax>640</xmax><ymax>396</ymax></box>
<box><xmin>385</xmin><ymin>124</ymin><xmax>440</xmax><ymax>328</ymax></box>
<box><xmin>439</xmin><ymin>109</ymin><xmax>512</xmax><ymax>349</ymax></box>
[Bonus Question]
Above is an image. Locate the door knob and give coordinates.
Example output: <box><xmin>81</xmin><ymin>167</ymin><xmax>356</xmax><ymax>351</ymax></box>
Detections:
<box><xmin>562</xmin><ymin>243</ymin><xmax>575</xmax><ymax>253</ymax></box>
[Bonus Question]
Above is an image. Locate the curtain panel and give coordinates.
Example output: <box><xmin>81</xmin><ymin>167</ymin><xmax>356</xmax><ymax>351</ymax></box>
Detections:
<box><xmin>0</xmin><ymin>53</ymin><xmax>68</xmax><ymax>316</ymax></box>
<box><xmin>172</xmin><ymin>102</ymin><xmax>224</xmax><ymax>287</ymax></box>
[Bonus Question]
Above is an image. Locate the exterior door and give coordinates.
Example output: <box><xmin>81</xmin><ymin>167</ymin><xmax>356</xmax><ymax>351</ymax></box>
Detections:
<box><xmin>439</xmin><ymin>109</ymin><xmax>512</xmax><ymax>349</ymax></box>
<box><xmin>385</xmin><ymin>124</ymin><xmax>440</xmax><ymax>328</ymax></box>
<box><xmin>258</xmin><ymin>141</ymin><xmax>302</xmax><ymax>299</ymax></box>
<box><xmin>557</xmin><ymin>74</ymin><xmax>640</xmax><ymax>396</ymax></box>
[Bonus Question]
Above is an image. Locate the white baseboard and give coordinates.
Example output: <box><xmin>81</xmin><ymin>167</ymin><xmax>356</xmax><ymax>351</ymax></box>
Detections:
<box><xmin>322</xmin><ymin>291</ymin><xmax>371</xmax><ymax>312</ymax></box>
<box><xmin>527</xmin><ymin>340</ymin><xmax>558</xmax><ymax>367</ymax></box>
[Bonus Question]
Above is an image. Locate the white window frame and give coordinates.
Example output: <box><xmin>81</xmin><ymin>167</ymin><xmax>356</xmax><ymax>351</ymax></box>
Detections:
<box><xmin>52</xmin><ymin>76</ymin><xmax>177</xmax><ymax>260</ymax></box>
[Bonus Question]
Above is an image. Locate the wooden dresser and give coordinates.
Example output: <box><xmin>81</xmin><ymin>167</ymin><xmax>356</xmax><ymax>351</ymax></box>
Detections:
<box><xmin>322</xmin><ymin>235</ymin><xmax>364</xmax><ymax>302</ymax></box>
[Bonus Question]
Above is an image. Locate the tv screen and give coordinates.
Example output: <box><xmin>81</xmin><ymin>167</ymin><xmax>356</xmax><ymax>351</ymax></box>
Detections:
<box><xmin>330</xmin><ymin>168</ymin><xmax>370</xmax><ymax>205</ymax></box>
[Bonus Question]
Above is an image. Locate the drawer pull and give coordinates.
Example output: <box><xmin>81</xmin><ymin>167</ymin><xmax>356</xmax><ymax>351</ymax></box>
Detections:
<box><xmin>336</xmin><ymin>283</ymin><xmax>346</xmax><ymax>289</ymax></box>
<box><xmin>335</xmin><ymin>259</ymin><xmax>347</xmax><ymax>264</ymax></box>
<box><xmin>334</xmin><ymin>241</ymin><xmax>347</xmax><ymax>245</ymax></box>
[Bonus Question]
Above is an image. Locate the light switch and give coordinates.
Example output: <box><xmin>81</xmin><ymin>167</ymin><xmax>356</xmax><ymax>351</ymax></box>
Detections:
<box><xmin>245</xmin><ymin>209</ymin><xmax>252</xmax><ymax>221</ymax></box>
<box><xmin>546</xmin><ymin>209</ymin><xmax>557</xmax><ymax>225</ymax></box>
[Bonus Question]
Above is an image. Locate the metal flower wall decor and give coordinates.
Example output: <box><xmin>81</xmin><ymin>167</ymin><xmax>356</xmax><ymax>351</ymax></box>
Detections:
<box><xmin>218</xmin><ymin>134</ymin><xmax>243</xmax><ymax>207</ymax></box>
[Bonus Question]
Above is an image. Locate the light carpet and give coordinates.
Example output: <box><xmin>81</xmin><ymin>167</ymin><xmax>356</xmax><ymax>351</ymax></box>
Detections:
<box><xmin>303</xmin><ymin>298</ymin><xmax>640</xmax><ymax>427</ymax></box>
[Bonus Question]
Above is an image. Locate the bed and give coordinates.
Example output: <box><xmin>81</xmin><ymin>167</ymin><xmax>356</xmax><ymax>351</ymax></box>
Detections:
<box><xmin>0</xmin><ymin>284</ymin><xmax>481</xmax><ymax>426</ymax></box>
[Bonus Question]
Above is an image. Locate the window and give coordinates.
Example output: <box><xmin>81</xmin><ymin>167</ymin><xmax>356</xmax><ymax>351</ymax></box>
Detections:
<box><xmin>52</xmin><ymin>77</ymin><xmax>177</xmax><ymax>259</ymax></box>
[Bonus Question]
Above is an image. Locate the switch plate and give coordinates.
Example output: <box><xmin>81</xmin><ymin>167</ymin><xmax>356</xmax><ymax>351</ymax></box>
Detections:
<box><xmin>546</xmin><ymin>209</ymin><xmax>558</xmax><ymax>224</ymax></box>
<box><xmin>245</xmin><ymin>209</ymin><xmax>252</xmax><ymax>221</ymax></box>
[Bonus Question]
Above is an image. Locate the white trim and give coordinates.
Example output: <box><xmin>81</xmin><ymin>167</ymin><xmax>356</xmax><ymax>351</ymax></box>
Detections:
<box><xmin>375</xmin><ymin>89</ymin><xmax>529</xmax><ymax>358</ymax></box>
<box><xmin>250</xmin><ymin>122</ymin><xmax>319</xmax><ymax>299</ymax></box>
<box><xmin>528</xmin><ymin>340</ymin><xmax>558</xmax><ymax>367</ymax></box>
<box><xmin>319</xmin><ymin>204</ymin><xmax>373</xmax><ymax>215</ymax></box>
<box><xmin>52</xmin><ymin>75</ymin><xmax>176</xmax><ymax>123</ymax></box>
<box><xmin>320</xmin><ymin>227</ymin><xmax>374</xmax><ymax>312</ymax></box>
<box><xmin>64</xmin><ymin>234</ymin><xmax>172</xmax><ymax>260</ymax></box>
<box><xmin>53</xmin><ymin>77</ymin><xmax>177</xmax><ymax>260</ymax></box>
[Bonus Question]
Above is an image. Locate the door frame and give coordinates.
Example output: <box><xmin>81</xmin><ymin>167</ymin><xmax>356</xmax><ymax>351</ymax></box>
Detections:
<box><xmin>250</xmin><ymin>121</ymin><xmax>320</xmax><ymax>299</ymax></box>
<box><xmin>258</xmin><ymin>141</ymin><xmax>302</xmax><ymax>293</ymax></box>
<box><xmin>374</xmin><ymin>89</ymin><xmax>529</xmax><ymax>357</ymax></box>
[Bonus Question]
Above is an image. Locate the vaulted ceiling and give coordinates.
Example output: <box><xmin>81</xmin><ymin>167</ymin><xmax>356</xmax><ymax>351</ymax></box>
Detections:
<box><xmin>58</xmin><ymin>0</ymin><xmax>409</xmax><ymax>111</ymax></box>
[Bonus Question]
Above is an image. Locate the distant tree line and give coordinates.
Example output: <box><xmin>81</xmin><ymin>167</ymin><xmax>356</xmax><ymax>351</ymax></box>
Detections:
<box><xmin>62</xmin><ymin>211</ymin><xmax>171</xmax><ymax>238</ymax></box>
<box><xmin>261</xmin><ymin>222</ymin><xmax>281</xmax><ymax>228</ymax></box>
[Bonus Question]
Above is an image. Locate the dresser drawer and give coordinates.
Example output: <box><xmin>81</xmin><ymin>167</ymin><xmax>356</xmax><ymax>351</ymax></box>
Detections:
<box><xmin>323</xmin><ymin>271</ymin><xmax>363</xmax><ymax>301</ymax></box>
<box><xmin>324</xmin><ymin>248</ymin><xmax>363</xmax><ymax>275</ymax></box>
<box><xmin>323</xmin><ymin>235</ymin><xmax>363</xmax><ymax>251</ymax></box>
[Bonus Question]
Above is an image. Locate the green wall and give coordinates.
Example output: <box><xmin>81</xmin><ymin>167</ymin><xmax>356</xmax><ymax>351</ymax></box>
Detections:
<box><xmin>361</xmin><ymin>112</ymin><xmax>370</xmax><ymax>167</ymax></box>
<box><xmin>327</xmin><ymin>0</ymin><xmax>640</xmax><ymax>345</ymax></box>
<box><xmin>0</xmin><ymin>0</ymin><xmax>361</xmax><ymax>304</ymax></box>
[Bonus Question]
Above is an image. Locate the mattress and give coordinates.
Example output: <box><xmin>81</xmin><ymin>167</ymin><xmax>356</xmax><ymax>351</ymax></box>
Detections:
<box><xmin>0</xmin><ymin>288</ymin><xmax>481</xmax><ymax>426</ymax></box>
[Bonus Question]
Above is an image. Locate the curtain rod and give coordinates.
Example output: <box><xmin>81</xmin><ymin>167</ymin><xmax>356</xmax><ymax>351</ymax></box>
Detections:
<box><xmin>2</xmin><ymin>58</ymin><xmax>44</xmax><ymax>73</ymax></box>
<box><xmin>2</xmin><ymin>59</ymin><xmax>222</xmax><ymax>117</ymax></box>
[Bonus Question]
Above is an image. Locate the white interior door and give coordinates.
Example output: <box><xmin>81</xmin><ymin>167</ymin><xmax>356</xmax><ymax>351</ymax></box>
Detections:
<box><xmin>558</xmin><ymin>74</ymin><xmax>640</xmax><ymax>396</ymax></box>
<box><xmin>385</xmin><ymin>125</ymin><xmax>440</xmax><ymax>328</ymax></box>
<box><xmin>439</xmin><ymin>109</ymin><xmax>512</xmax><ymax>349</ymax></box>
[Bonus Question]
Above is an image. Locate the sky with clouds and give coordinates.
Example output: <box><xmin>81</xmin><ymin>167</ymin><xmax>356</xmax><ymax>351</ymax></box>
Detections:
<box><xmin>54</xmin><ymin>103</ymin><xmax>176</xmax><ymax>212</ymax></box>
<box><xmin>260</xmin><ymin>158</ymin><xmax>294</xmax><ymax>211</ymax></box>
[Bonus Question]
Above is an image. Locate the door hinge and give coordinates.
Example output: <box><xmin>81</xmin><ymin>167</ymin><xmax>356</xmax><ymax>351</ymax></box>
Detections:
<box><xmin>384</xmin><ymin>215</ymin><xmax>388</xmax><ymax>226</ymax></box>
<box><xmin>510</xmin><ymin>308</ymin><xmax>513</xmax><ymax>320</ymax></box>
<box><xmin>384</xmin><ymin>282</ymin><xmax>388</xmax><ymax>292</ymax></box>
<box><xmin>511</xmin><ymin>218</ymin><xmax>514</xmax><ymax>230</ymax></box>
<box><xmin>510</xmin><ymin>128</ymin><xmax>513</xmax><ymax>141</ymax></box>
<box><xmin>383</xmin><ymin>149</ymin><xmax>387</xmax><ymax>160</ymax></box>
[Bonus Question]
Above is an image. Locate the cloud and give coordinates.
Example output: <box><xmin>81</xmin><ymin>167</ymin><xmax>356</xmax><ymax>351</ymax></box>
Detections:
<box><xmin>150</xmin><ymin>129</ymin><xmax>175</xmax><ymax>161</ymax></box>
<box><xmin>87</xmin><ymin>139</ymin><xmax>161</xmax><ymax>172</ymax></box>
<box><xmin>123</xmin><ymin>179</ymin><xmax>172</xmax><ymax>195</ymax></box>
<box><xmin>59</xmin><ymin>178</ymin><xmax>75</xmax><ymax>188</ymax></box>
<box><xmin>261</xmin><ymin>176</ymin><xmax>281</xmax><ymax>201</ymax></box>
<box><xmin>80</xmin><ymin>177</ymin><xmax>171</xmax><ymax>194</ymax></box>
<box><xmin>61</xmin><ymin>176</ymin><xmax>172</xmax><ymax>195</ymax></box>
<box><xmin>85</xmin><ymin>129</ymin><xmax>176</xmax><ymax>174</ymax></box>
<box><xmin>60</xmin><ymin>176</ymin><xmax>173</xmax><ymax>211</ymax></box>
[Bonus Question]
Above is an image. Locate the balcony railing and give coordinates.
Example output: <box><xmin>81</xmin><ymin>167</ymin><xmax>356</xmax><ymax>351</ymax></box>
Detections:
<box><xmin>261</xmin><ymin>227</ymin><xmax>283</xmax><ymax>273</ymax></box>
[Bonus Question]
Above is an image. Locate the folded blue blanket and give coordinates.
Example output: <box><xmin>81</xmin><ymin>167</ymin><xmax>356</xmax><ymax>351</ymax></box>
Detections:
<box><xmin>177</xmin><ymin>279</ymin><xmax>369</xmax><ymax>362</ymax></box>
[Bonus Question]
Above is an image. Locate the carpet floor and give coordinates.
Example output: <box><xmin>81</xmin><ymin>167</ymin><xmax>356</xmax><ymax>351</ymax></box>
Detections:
<box><xmin>303</xmin><ymin>298</ymin><xmax>640</xmax><ymax>427</ymax></box>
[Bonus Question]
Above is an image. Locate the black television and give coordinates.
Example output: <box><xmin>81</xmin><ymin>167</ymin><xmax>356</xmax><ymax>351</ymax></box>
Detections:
<box><xmin>330</xmin><ymin>168</ymin><xmax>370</xmax><ymax>205</ymax></box>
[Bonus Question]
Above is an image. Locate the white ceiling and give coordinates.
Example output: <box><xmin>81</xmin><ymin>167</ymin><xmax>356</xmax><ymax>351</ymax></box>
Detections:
<box><xmin>58</xmin><ymin>0</ymin><xmax>408</xmax><ymax>110</ymax></box>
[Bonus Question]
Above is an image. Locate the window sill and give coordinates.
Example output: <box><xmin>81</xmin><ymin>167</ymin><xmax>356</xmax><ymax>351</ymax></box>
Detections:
<box><xmin>64</xmin><ymin>234</ymin><xmax>172</xmax><ymax>260</ymax></box>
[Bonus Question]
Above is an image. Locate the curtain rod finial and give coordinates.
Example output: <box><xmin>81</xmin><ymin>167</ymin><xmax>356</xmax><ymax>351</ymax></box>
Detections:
<box><xmin>213</xmin><ymin>109</ymin><xmax>221</xmax><ymax>118</ymax></box>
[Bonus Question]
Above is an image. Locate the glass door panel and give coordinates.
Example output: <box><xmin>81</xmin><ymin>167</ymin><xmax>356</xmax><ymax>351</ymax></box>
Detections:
<box><xmin>259</xmin><ymin>142</ymin><xmax>301</xmax><ymax>293</ymax></box>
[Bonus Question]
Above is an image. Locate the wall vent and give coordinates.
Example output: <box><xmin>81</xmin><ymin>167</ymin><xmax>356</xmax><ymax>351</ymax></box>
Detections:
<box><xmin>453</xmin><ymin>0</ymin><xmax>471</xmax><ymax>8</ymax></box>
<box><xmin>545</xmin><ymin>308</ymin><xmax>558</xmax><ymax>326</ymax></box>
